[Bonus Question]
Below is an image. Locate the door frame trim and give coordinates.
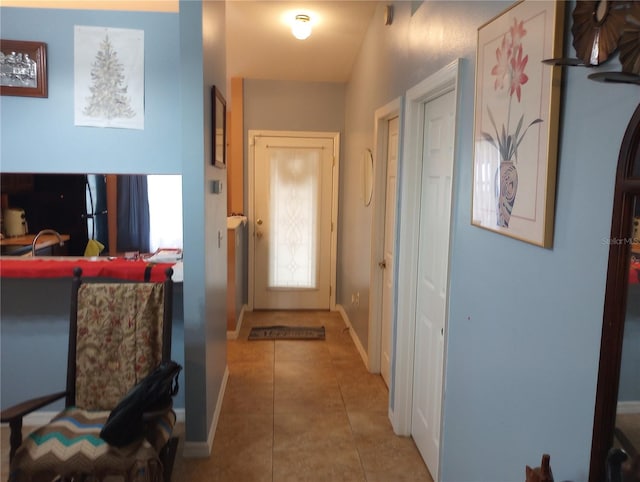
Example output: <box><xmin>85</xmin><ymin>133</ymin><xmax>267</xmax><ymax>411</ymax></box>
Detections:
<box><xmin>368</xmin><ymin>98</ymin><xmax>403</xmax><ymax>379</ymax></box>
<box><xmin>392</xmin><ymin>59</ymin><xmax>462</xmax><ymax>473</ymax></box>
<box><xmin>247</xmin><ymin>130</ymin><xmax>340</xmax><ymax>311</ymax></box>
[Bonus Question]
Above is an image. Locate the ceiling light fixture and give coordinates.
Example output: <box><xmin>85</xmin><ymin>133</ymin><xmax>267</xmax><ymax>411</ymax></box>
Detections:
<box><xmin>292</xmin><ymin>14</ymin><xmax>312</xmax><ymax>40</ymax></box>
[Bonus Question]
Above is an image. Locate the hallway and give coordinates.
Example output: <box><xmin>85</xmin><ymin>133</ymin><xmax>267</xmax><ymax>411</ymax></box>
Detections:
<box><xmin>172</xmin><ymin>310</ymin><xmax>432</xmax><ymax>481</ymax></box>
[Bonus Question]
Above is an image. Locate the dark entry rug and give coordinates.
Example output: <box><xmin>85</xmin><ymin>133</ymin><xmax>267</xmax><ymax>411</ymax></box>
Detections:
<box><xmin>248</xmin><ymin>325</ymin><xmax>326</xmax><ymax>341</ymax></box>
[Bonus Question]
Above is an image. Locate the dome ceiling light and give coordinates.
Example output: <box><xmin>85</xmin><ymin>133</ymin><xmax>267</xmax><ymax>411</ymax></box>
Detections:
<box><xmin>292</xmin><ymin>14</ymin><xmax>312</xmax><ymax>40</ymax></box>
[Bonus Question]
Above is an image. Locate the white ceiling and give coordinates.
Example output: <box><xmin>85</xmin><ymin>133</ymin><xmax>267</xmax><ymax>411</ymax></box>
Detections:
<box><xmin>226</xmin><ymin>1</ymin><xmax>380</xmax><ymax>82</ymax></box>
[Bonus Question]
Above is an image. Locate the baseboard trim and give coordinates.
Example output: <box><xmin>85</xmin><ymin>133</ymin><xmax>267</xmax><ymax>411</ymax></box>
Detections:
<box><xmin>182</xmin><ymin>365</ymin><xmax>229</xmax><ymax>458</ymax></box>
<box><xmin>226</xmin><ymin>304</ymin><xmax>247</xmax><ymax>340</ymax></box>
<box><xmin>336</xmin><ymin>304</ymin><xmax>369</xmax><ymax>369</ymax></box>
<box><xmin>617</xmin><ymin>400</ymin><xmax>640</xmax><ymax>414</ymax></box>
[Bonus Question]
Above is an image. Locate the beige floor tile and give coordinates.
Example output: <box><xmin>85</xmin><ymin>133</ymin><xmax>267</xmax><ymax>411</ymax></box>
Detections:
<box><xmin>327</xmin><ymin>340</ymin><xmax>364</xmax><ymax>361</ymax></box>
<box><xmin>339</xmin><ymin>376</ymin><xmax>389</xmax><ymax>414</ymax></box>
<box><xmin>220</xmin><ymin>378</ymin><xmax>274</xmax><ymax>415</ymax></box>
<box><xmin>213</xmin><ymin>411</ymin><xmax>273</xmax><ymax>449</ymax></box>
<box><xmin>272</xmin><ymin>446</ymin><xmax>366</xmax><ymax>482</ymax></box>
<box><xmin>273</xmin><ymin>408</ymin><xmax>354</xmax><ymax>452</ymax></box>
<box><xmin>228</xmin><ymin>360</ymin><xmax>274</xmax><ymax>383</ymax></box>
<box><xmin>274</xmin><ymin>380</ymin><xmax>345</xmax><ymax>414</ymax></box>
<box><xmin>360</xmin><ymin>442</ymin><xmax>433</xmax><ymax>482</ymax></box>
<box><xmin>275</xmin><ymin>339</ymin><xmax>332</xmax><ymax>363</ymax></box>
<box><xmin>227</xmin><ymin>338</ymin><xmax>274</xmax><ymax>364</ymax></box>
<box><xmin>274</xmin><ymin>360</ymin><xmax>338</xmax><ymax>386</ymax></box>
<box><xmin>347</xmin><ymin>410</ymin><xmax>419</xmax><ymax>454</ymax></box>
<box><xmin>333</xmin><ymin>359</ymin><xmax>384</xmax><ymax>387</ymax></box>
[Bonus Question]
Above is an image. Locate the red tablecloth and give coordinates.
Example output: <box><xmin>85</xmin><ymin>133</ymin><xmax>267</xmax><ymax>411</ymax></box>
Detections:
<box><xmin>0</xmin><ymin>258</ymin><xmax>175</xmax><ymax>281</ymax></box>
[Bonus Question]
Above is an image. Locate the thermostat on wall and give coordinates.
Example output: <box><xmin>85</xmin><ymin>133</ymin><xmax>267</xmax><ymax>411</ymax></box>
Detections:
<box><xmin>211</xmin><ymin>180</ymin><xmax>223</xmax><ymax>194</ymax></box>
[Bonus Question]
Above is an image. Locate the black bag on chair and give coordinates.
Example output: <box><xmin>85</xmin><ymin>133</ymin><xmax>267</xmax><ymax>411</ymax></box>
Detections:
<box><xmin>100</xmin><ymin>360</ymin><xmax>182</xmax><ymax>447</ymax></box>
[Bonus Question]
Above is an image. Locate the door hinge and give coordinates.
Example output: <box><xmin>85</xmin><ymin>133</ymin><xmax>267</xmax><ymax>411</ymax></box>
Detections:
<box><xmin>332</xmin><ymin>155</ymin><xmax>335</xmax><ymax>167</ymax></box>
<box><xmin>329</xmin><ymin>285</ymin><xmax>332</xmax><ymax>296</ymax></box>
<box><xmin>331</xmin><ymin>222</ymin><xmax>334</xmax><ymax>232</ymax></box>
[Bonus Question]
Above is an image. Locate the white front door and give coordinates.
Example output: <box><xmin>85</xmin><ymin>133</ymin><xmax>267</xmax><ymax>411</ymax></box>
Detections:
<box><xmin>381</xmin><ymin>116</ymin><xmax>399</xmax><ymax>387</ymax></box>
<box><xmin>251</xmin><ymin>134</ymin><xmax>336</xmax><ymax>310</ymax></box>
<box><xmin>411</xmin><ymin>89</ymin><xmax>455</xmax><ymax>479</ymax></box>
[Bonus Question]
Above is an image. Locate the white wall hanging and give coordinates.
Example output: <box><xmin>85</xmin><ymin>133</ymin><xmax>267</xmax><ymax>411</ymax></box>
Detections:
<box><xmin>74</xmin><ymin>26</ymin><xmax>144</xmax><ymax>130</ymax></box>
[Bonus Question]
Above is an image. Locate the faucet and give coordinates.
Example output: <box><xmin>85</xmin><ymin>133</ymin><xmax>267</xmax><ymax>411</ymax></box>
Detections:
<box><xmin>31</xmin><ymin>229</ymin><xmax>64</xmax><ymax>256</ymax></box>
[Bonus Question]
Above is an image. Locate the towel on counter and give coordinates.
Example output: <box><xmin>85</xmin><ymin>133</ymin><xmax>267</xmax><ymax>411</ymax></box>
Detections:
<box><xmin>84</xmin><ymin>239</ymin><xmax>105</xmax><ymax>257</ymax></box>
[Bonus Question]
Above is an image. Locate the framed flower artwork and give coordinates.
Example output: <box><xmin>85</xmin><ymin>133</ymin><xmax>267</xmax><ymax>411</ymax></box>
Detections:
<box><xmin>471</xmin><ymin>0</ymin><xmax>564</xmax><ymax>248</ymax></box>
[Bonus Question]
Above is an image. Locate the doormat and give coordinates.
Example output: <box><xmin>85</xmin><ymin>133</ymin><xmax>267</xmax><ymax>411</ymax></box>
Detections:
<box><xmin>248</xmin><ymin>325</ymin><xmax>326</xmax><ymax>341</ymax></box>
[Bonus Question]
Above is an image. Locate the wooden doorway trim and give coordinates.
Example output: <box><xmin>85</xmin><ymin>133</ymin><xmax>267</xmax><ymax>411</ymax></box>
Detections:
<box><xmin>105</xmin><ymin>174</ymin><xmax>118</xmax><ymax>256</ymax></box>
<box><xmin>589</xmin><ymin>102</ymin><xmax>640</xmax><ymax>481</ymax></box>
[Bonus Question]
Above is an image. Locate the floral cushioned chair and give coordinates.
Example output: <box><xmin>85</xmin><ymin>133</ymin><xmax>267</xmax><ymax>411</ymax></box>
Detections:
<box><xmin>1</xmin><ymin>267</ymin><xmax>178</xmax><ymax>482</ymax></box>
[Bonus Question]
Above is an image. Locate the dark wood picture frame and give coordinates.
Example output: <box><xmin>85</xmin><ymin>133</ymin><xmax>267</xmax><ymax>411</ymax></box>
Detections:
<box><xmin>0</xmin><ymin>39</ymin><xmax>48</xmax><ymax>98</ymax></box>
<box><xmin>212</xmin><ymin>85</ymin><xmax>226</xmax><ymax>168</ymax></box>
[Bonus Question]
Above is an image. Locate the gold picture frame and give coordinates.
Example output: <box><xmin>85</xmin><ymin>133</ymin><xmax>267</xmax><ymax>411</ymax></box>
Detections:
<box><xmin>471</xmin><ymin>0</ymin><xmax>564</xmax><ymax>248</ymax></box>
<box><xmin>0</xmin><ymin>39</ymin><xmax>48</xmax><ymax>98</ymax></box>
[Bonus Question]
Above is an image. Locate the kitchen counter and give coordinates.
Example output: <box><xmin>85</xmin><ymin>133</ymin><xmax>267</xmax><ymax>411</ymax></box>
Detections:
<box><xmin>227</xmin><ymin>215</ymin><xmax>247</xmax><ymax>230</ymax></box>
<box><xmin>0</xmin><ymin>256</ymin><xmax>182</xmax><ymax>282</ymax></box>
<box><xmin>0</xmin><ymin>233</ymin><xmax>70</xmax><ymax>256</ymax></box>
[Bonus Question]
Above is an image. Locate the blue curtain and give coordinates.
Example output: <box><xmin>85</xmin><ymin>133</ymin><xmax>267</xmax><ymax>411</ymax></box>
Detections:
<box><xmin>116</xmin><ymin>175</ymin><xmax>150</xmax><ymax>253</ymax></box>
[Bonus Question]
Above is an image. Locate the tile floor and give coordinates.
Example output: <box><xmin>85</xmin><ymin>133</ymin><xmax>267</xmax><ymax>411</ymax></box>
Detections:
<box><xmin>2</xmin><ymin>310</ymin><xmax>433</xmax><ymax>481</ymax></box>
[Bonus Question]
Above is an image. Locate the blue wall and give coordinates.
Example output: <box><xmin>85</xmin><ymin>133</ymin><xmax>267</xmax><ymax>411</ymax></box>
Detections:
<box><xmin>0</xmin><ymin>8</ymin><xmax>181</xmax><ymax>174</ymax></box>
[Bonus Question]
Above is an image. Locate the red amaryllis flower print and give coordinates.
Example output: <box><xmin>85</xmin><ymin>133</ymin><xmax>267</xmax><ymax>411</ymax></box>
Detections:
<box><xmin>509</xmin><ymin>45</ymin><xmax>529</xmax><ymax>102</ymax></box>
<box><xmin>481</xmin><ymin>16</ymin><xmax>541</xmax><ymax>164</ymax></box>
<box><xmin>491</xmin><ymin>35</ymin><xmax>511</xmax><ymax>90</ymax></box>
<box><xmin>509</xmin><ymin>18</ymin><xmax>526</xmax><ymax>51</ymax></box>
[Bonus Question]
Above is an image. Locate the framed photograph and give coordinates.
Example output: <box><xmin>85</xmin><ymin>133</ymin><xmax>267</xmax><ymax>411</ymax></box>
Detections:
<box><xmin>0</xmin><ymin>39</ymin><xmax>48</xmax><ymax>98</ymax></box>
<box><xmin>471</xmin><ymin>1</ymin><xmax>564</xmax><ymax>248</ymax></box>
<box><xmin>212</xmin><ymin>85</ymin><xmax>227</xmax><ymax>168</ymax></box>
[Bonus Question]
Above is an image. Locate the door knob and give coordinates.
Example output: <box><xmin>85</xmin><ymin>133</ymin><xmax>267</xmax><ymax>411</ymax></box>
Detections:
<box><xmin>256</xmin><ymin>231</ymin><xmax>263</xmax><ymax>239</ymax></box>
<box><xmin>378</xmin><ymin>260</ymin><xmax>386</xmax><ymax>269</ymax></box>
<box><xmin>256</xmin><ymin>218</ymin><xmax>263</xmax><ymax>225</ymax></box>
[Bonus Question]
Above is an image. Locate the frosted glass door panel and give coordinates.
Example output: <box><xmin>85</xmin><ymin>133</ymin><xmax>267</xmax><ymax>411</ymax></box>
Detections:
<box><xmin>253</xmin><ymin>135</ymin><xmax>334</xmax><ymax>310</ymax></box>
<box><xmin>269</xmin><ymin>149</ymin><xmax>320</xmax><ymax>289</ymax></box>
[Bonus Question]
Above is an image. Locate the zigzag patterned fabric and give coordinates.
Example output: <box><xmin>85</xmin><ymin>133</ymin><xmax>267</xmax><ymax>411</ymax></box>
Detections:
<box><xmin>9</xmin><ymin>406</ymin><xmax>175</xmax><ymax>481</ymax></box>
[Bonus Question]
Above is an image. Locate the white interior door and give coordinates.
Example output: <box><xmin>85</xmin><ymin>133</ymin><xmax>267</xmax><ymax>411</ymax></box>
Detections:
<box><xmin>252</xmin><ymin>135</ymin><xmax>335</xmax><ymax>310</ymax></box>
<box><xmin>381</xmin><ymin>116</ymin><xmax>399</xmax><ymax>387</ymax></box>
<box><xmin>411</xmin><ymin>89</ymin><xmax>455</xmax><ymax>479</ymax></box>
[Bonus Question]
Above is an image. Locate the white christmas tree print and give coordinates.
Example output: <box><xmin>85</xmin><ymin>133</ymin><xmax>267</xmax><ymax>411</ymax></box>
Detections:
<box><xmin>83</xmin><ymin>35</ymin><xmax>135</xmax><ymax>120</ymax></box>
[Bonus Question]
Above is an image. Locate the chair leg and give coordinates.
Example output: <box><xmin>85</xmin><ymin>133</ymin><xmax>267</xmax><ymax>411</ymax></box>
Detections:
<box><xmin>8</xmin><ymin>418</ymin><xmax>23</xmax><ymax>462</ymax></box>
<box><xmin>161</xmin><ymin>437</ymin><xmax>179</xmax><ymax>482</ymax></box>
